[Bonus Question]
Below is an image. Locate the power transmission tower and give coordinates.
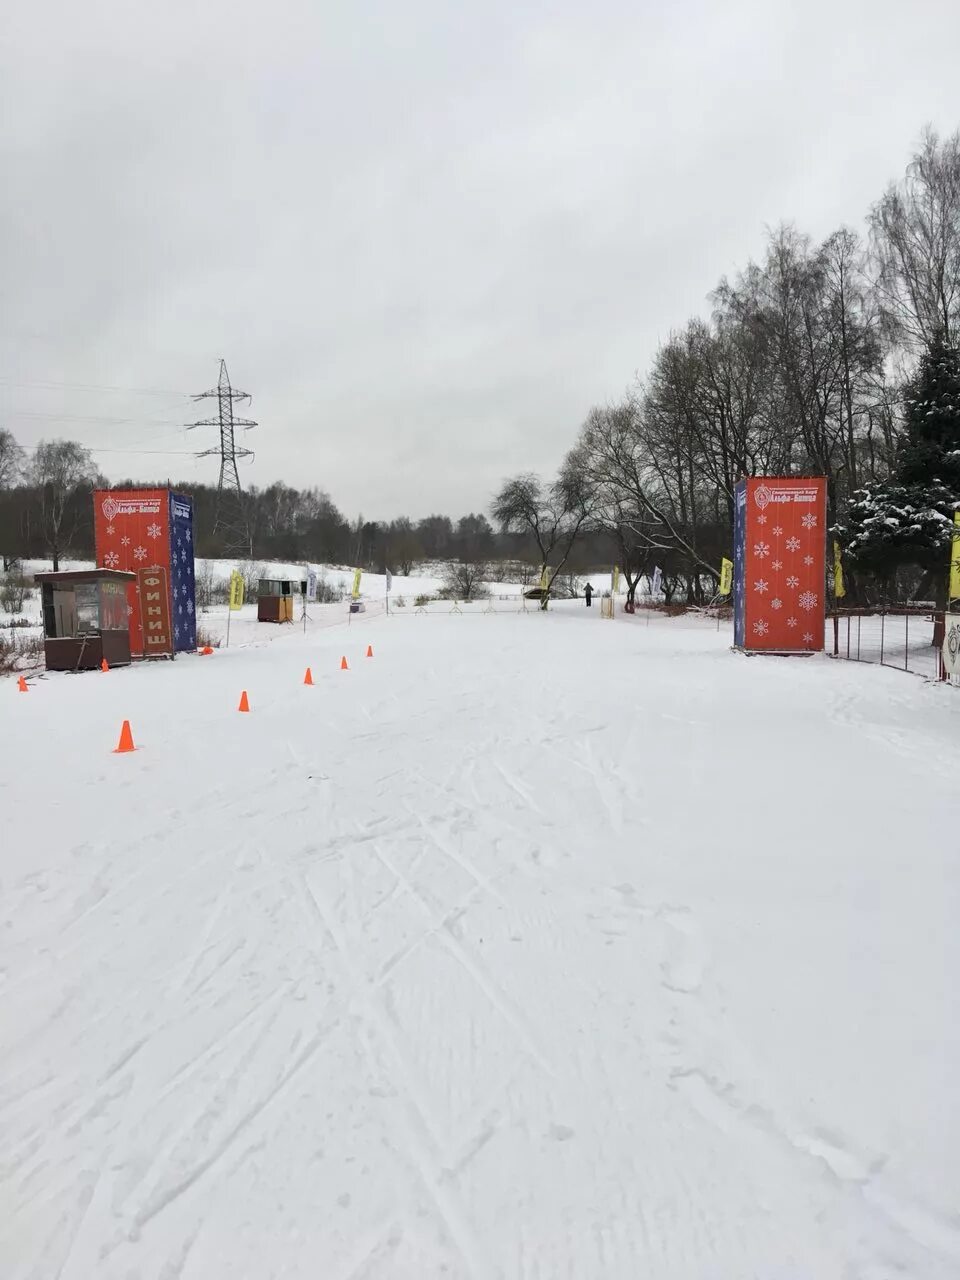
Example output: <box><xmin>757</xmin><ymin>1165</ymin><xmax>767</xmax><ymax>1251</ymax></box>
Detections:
<box><xmin>187</xmin><ymin>359</ymin><xmax>257</xmax><ymax>556</ymax></box>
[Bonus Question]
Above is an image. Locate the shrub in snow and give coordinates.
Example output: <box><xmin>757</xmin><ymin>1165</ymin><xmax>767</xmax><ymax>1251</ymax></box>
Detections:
<box><xmin>438</xmin><ymin>561</ymin><xmax>490</xmax><ymax>600</ymax></box>
<box><xmin>0</xmin><ymin>572</ymin><xmax>29</xmax><ymax>614</ymax></box>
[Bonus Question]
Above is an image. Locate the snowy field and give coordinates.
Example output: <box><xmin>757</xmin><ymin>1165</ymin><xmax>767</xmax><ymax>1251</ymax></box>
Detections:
<box><xmin>2</xmin><ymin>607</ymin><xmax>959</xmax><ymax>1279</ymax></box>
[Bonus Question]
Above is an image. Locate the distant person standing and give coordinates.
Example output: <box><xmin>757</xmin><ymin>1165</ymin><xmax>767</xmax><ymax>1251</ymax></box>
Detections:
<box><xmin>584</xmin><ymin>582</ymin><xmax>593</xmax><ymax>607</ymax></box>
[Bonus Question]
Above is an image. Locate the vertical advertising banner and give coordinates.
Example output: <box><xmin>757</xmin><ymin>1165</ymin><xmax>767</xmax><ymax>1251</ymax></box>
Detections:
<box><xmin>734</xmin><ymin>477</ymin><xmax>827</xmax><ymax>652</ymax></box>
<box><xmin>138</xmin><ymin>567</ymin><xmax>173</xmax><ymax>654</ymax></box>
<box><xmin>94</xmin><ymin>488</ymin><xmax>196</xmax><ymax>657</ymax></box>
<box><xmin>168</xmin><ymin>493</ymin><xmax>196</xmax><ymax>653</ymax></box>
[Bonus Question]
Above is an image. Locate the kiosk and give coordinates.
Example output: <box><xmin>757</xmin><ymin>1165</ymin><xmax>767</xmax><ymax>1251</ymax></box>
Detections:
<box><xmin>257</xmin><ymin>578</ymin><xmax>295</xmax><ymax>623</ymax></box>
<box><xmin>36</xmin><ymin>569</ymin><xmax>135</xmax><ymax>671</ymax></box>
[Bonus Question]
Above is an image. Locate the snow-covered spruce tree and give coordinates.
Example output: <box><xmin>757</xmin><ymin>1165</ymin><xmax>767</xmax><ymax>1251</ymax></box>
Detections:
<box><xmin>835</xmin><ymin>333</ymin><xmax>960</xmax><ymax>598</ymax></box>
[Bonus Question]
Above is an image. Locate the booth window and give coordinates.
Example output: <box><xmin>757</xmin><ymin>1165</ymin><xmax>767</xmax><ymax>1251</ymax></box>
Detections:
<box><xmin>99</xmin><ymin>581</ymin><xmax>128</xmax><ymax>631</ymax></box>
<box><xmin>75</xmin><ymin>583</ymin><xmax>99</xmax><ymax>633</ymax></box>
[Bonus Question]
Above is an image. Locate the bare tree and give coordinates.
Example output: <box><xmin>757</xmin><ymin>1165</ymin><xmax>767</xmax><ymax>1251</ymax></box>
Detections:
<box><xmin>27</xmin><ymin>440</ymin><xmax>100</xmax><ymax>570</ymax></box>
<box><xmin>385</xmin><ymin>517</ymin><xmax>423</xmax><ymax>575</ymax></box>
<box><xmin>0</xmin><ymin>429</ymin><xmax>23</xmax><ymax>490</ymax></box>
<box><xmin>572</xmin><ymin>398</ymin><xmax>722</xmax><ymax>590</ymax></box>
<box><xmin>491</xmin><ymin>466</ymin><xmax>595</xmax><ymax>608</ymax></box>
<box><xmin>869</xmin><ymin>127</ymin><xmax>960</xmax><ymax>348</ymax></box>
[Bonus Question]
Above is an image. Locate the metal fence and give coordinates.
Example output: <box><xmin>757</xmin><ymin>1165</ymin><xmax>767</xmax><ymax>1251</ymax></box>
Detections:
<box><xmin>828</xmin><ymin>608</ymin><xmax>947</xmax><ymax>681</ymax></box>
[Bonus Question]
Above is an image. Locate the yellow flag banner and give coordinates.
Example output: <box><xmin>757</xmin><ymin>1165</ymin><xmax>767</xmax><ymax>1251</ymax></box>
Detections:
<box><xmin>540</xmin><ymin>566</ymin><xmax>549</xmax><ymax>592</ymax></box>
<box><xmin>833</xmin><ymin>541</ymin><xmax>846</xmax><ymax>599</ymax></box>
<box><xmin>950</xmin><ymin>512</ymin><xmax>960</xmax><ymax>601</ymax></box>
<box><xmin>612</xmin><ymin>565</ymin><xmax>620</xmax><ymax>594</ymax></box>
<box><xmin>352</xmin><ymin>568</ymin><xmax>362</xmax><ymax>600</ymax></box>
<box><xmin>718</xmin><ymin>557</ymin><xmax>733</xmax><ymax>596</ymax></box>
<box><xmin>228</xmin><ymin>570</ymin><xmax>245</xmax><ymax>611</ymax></box>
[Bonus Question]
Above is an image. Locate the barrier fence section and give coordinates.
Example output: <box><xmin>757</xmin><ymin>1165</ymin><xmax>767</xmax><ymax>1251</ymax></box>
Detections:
<box><xmin>828</xmin><ymin>608</ymin><xmax>947</xmax><ymax>681</ymax></box>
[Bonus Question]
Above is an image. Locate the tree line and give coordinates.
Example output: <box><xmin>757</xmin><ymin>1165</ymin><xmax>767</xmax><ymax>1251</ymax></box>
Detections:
<box><xmin>0</xmin><ymin>442</ymin><xmax>612</xmax><ymax>577</ymax></box>
<box><xmin>491</xmin><ymin>127</ymin><xmax>960</xmax><ymax>607</ymax></box>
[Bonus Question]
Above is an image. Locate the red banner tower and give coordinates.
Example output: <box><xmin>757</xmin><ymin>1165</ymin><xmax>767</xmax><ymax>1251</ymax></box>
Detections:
<box><xmin>733</xmin><ymin>476</ymin><xmax>827</xmax><ymax>652</ymax></box>
<box><xmin>93</xmin><ymin>489</ymin><xmax>196</xmax><ymax>657</ymax></box>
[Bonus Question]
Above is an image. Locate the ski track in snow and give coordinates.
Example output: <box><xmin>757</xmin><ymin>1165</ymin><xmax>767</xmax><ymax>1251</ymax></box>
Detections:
<box><xmin>2</xmin><ymin>607</ymin><xmax>959</xmax><ymax>1278</ymax></box>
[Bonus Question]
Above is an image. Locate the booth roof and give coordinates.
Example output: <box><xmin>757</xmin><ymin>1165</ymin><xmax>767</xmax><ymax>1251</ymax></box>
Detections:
<box><xmin>33</xmin><ymin>568</ymin><xmax>136</xmax><ymax>584</ymax></box>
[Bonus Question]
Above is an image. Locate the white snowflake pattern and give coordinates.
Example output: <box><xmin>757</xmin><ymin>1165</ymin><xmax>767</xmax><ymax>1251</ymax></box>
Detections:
<box><xmin>802</xmin><ymin>632</ymin><xmax>814</xmax><ymax>644</ymax></box>
<box><xmin>186</xmin><ymin>600</ymin><xmax>194</xmax><ymax>616</ymax></box>
<box><xmin>181</xmin><ymin>549</ymin><xmax>187</xmax><ymax>563</ymax></box>
<box><xmin>772</xmin><ymin>526</ymin><xmax>783</xmax><ymax>537</ymax></box>
<box><xmin>120</xmin><ymin>536</ymin><xmax>130</xmax><ymax>547</ymax></box>
<box><xmin>785</xmin><ymin>575</ymin><xmax>799</xmax><ymax>589</ymax></box>
<box><xmin>103</xmin><ymin>551</ymin><xmax>120</xmax><ymax>568</ymax></box>
<box><xmin>757</xmin><ymin>514</ymin><xmax>767</xmax><ymax>524</ymax></box>
<box><xmin>754</xmin><ymin>578</ymin><xmax>769</xmax><ymax>594</ymax></box>
<box><xmin>772</xmin><ymin>560</ymin><xmax>783</xmax><ymax>571</ymax></box>
<box><xmin>752</xmin><ymin>619</ymin><xmax>769</xmax><ymax>637</ymax></box>
<box><xmin>771</xmin><ymin>597</ymin><xmax>782</xmax><ymax>610</ymax></box>
<box><xmin>785</xmin><ymin>536</ymin><xmax>801</xmax><ymax>552</ymax></box>
<box><xmin>106</xmin><ymin>525</ymin><xmax>115</xmax><ymax>535</ymax></box>
<box><xmin>803</xmin><ymin>555</ymin><xmax>814</xmax><ymax>567</ymax></box>
<box><xmin>786</xmin><ymin>617</ymin><xmax>798</xmax><ymax>628</ymax></box>
<box><xmin>133</xmin><ymin>545</ymin><xmax>147</xmax><ymax>562</ymax></box>
<box><xmin>798</xmin><ymin>590</ymin><xmax>818</xmax><ymax>612</ymax></box>
<box><xmin>801</xmin><ymin>513</ymin><xmax>817</xmax><ymax>529</ymax></box>
<box><xmin>146</xmin><ymin>522</ymin><xmax>162</xmax><ymax>539</ymax></box>
<box><xmin>753</xmin><ymin>542</ymin><xmax>771</xmax><ymax>559</ymax></box>
<box><xmin>185</xmin><ymin>529</ymin><xmax>191</xmax><ymax>542</ymax></box>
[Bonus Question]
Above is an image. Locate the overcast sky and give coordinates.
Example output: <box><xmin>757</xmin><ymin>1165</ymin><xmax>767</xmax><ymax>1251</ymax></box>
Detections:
<box><xmin>2</xmin><ymin>0</ymin><xmax>958</xmax><ymax>521</ymax></box>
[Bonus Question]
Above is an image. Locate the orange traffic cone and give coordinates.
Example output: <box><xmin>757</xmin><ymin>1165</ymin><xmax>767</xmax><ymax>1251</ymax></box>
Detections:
<box><xmin>238</xmin><ymin>690</ymin><xmax>250</xmax><ymax>712</ymax></box>
<box><xmin>200</xmin><ymin>646</ymin><xmax>214</xmax><ymax>656</ymax></box>
<box><xmin>17</xmin><ymin>676</ymin><xmax>28</xmax><ymax>693</ymax></box>
<box><xmin>100</xmin><ymin>658</ymin><xmax>110</xmax><ymax>672</ymax></box>
<box><xmin>365</xmin><ymin>645</ymin><xmax>373</xmax><ymax>658</ymax></box>
<box><xmin>303</xmin><ymin>667</ymin><xmax>314</xmax><ymax>686</ymax></box>
<box><xmin>113</xmin><ymin>720</ymin><xmax>136</xmax><ymax>753</ymax></box>
<box><xmin>340</xmin><ymin>655</ymin><xmax>349</xmax><ymax>671</ymax></box>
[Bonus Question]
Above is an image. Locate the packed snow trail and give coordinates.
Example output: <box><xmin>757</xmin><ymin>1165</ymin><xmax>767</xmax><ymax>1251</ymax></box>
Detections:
<box><xmin>2</xmin><ymin>608</ymin><xmax>959</xmax><ymax>1278</ymax></box>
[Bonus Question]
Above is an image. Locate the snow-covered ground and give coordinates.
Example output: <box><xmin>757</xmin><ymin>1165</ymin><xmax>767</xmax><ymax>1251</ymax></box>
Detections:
<box><xmin>2</xmin><ymin>607</ymin><xmax>959</xmax><ymax>1278</ymax></box>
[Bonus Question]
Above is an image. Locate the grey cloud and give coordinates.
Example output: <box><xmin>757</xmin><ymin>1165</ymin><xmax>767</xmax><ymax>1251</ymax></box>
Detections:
<box><xmin>2</xmin><ymin>0</ymin><xmax>958</xmax><ymax>518</ymax></box>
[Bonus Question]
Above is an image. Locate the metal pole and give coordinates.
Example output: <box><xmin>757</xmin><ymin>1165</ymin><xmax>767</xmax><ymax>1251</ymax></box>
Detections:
<box><xmin>904</xmin><ymin>610</ymin><xmax>909</xmax><ymax>671</ymax></box>
<box><xmin>880</xmin><ymin>611</ymin><xmax>885</xmax><ymax>666</ymax></box>
<box><xmin>225</xmin><ymin>602</ymin><xmax>232</xmax><ymax>649</ymax></box>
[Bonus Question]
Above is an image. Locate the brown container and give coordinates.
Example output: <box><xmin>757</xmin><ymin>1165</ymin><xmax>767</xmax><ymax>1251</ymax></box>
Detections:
<box><xmin>257</xmin><ymin>579</ymin><xmax>295</xmax><ymax>623</ymax></box>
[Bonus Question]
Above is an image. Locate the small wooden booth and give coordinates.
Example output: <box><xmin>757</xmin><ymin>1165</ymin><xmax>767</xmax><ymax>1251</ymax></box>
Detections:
<box><xmin>257</xmin><ymin>578</ymin><xmax>295</xmax><ymax>623</ymax></box>
<box><xmin>36</xmin><ymin>568</ymin><xmax>135</xmax><ymax>671</ymax></box>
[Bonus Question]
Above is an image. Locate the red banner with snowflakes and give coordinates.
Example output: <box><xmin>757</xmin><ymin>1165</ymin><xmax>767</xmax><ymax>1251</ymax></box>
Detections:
<box><xmin>94</xmin><ymin>489</ymin><xmax>172</xmax><ymax>657</ymax></box>
<box><xmin>735</xmin><ymin>476</ymin><xmax>827</xmax><ymax>652</ymax></box>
